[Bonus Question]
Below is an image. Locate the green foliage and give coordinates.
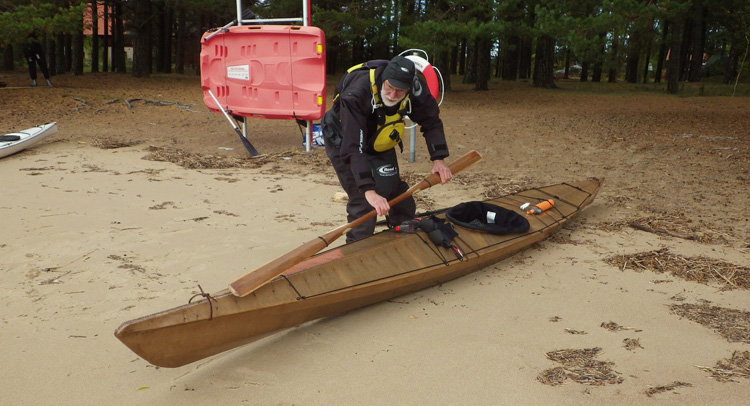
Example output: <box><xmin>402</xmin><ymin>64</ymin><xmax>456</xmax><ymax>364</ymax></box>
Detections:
<box><xmin>0</xmin><ymin>1</ymin><xmax>86</xmax><ymax>46</ymax></box>
<box><xmin>1</xmin><ymin>0</ymin><xmax>745</xmax><ymax>91</ymax></box>
<box><xmin>253</xmin><ymin>0</ymin><xmax>305</xmax><ymax>18</ymax></box>
<box><xmin>401</xmin><ymin>20</ymin><xmax>463</xmax><ymax>56</ymax></box>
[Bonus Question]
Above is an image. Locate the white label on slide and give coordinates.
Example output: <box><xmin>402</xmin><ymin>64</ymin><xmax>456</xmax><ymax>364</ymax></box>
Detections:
<box><xmin>227</xmin><ymin>65</ymin><xmax>250</xmax><ymax>80</ymax></box>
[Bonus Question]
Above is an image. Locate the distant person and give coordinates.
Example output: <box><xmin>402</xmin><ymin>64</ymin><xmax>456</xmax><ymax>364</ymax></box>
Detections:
<box><xmin>321</xmin><ymin>55</ymin><xmax>451</xmax><ymax>242</ymax></box>
<box><xmin>23</xmin><ymin>33</ymin><xmax>52</xmax><ymax>87</ymax></box>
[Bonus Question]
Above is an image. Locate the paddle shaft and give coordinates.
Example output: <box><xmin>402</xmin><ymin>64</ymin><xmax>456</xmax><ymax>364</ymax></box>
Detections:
<box><xmin>228</xmin><ymin>150</ymin><xmax>482</xmax><ymax>297</ymax></box>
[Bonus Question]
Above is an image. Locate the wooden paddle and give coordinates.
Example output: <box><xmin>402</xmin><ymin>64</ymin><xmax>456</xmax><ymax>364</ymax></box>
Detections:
<box><xmin>228</xmin><ymin>150</ymin><xmax>483</xmax><ymax>297</ymax></box>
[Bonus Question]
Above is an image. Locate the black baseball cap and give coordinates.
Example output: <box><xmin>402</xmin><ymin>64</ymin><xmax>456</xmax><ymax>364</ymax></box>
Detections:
<box><xmin>382</xmin><ymin>56</ymin><xmax>415</xmax><ymax>90</ymax></box>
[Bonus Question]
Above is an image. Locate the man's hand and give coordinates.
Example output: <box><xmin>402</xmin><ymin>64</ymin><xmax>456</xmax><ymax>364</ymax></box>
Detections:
<box><xmin>431</xmin><ymin>159</ymin><xmax>453</xmax><ymax>184</ymax></box>
<box><xmin>365</xmin><ymin>190</ymin><xmax>390</xmax><ymax>216</ymax></box>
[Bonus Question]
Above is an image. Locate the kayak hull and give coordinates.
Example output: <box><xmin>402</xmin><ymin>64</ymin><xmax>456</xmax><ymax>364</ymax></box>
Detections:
<box><xmin>115</xmin><ymin>178</ymin><xmax>603</xmax><ymax>368</ymax></box>
<box><xmin>0</xmin><ymin>122</ymin><xmax>57</xmax><ymax>158</ymax></box>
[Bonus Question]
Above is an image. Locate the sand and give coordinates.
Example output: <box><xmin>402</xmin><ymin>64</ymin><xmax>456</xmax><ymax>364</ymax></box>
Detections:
<box><xmin>1</xmin><ymin>71</ymin><xmax>749</xmax><ymax>405</ymax></box>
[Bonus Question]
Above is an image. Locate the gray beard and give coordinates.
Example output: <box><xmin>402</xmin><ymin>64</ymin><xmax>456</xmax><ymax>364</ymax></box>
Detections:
<box><xmin>381</xmin><ymin>88</ymin><xmax>404</xmax><ymax>107</ymax></box>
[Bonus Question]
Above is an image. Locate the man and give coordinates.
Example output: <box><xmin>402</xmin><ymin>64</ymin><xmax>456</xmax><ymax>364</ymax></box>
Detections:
<box><xmin>23</xmin><ymin>33</ymin><xmax>52</xmax><ymax>87</ymax></box>
<box><xmin>322</xmin><ymin>55</ymin><xmax>452</xmax><ymax>243</ymax></box>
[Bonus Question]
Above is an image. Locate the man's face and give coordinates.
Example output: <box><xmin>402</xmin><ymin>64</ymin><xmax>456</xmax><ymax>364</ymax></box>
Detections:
<box><xmin>381</xmin><ymin>79</ymin><xmax>408</xmax><ymax>107</ymax></box>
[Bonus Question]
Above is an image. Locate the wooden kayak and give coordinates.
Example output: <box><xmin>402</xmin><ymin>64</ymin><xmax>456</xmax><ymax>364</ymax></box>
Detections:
<box><xmin>0</xmin><ymin>122</ymin><xmax>57</xmax><ymax>159</ymax></box>
<box><xmin>115</xmin><ymin>178</ymin><xmax>603</xmax><ymax>368</ymax></box>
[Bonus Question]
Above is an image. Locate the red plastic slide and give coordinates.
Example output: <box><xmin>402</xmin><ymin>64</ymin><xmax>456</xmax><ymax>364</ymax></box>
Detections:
<box><xmin>200</xmin><ymin>25</ymin><xmax>326</xmax><ymax>121</ymax></box>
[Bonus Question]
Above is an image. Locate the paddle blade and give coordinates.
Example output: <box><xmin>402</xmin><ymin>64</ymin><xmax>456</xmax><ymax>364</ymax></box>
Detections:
<box><xmin>235</xmin><ymin>127</ymin><xmax>260</xmax><ymax>156</ymax></box>
<box><xmin>229</xmin><ymin>236</ymin><xmax>331</xmax><ymax>297</ymax></box>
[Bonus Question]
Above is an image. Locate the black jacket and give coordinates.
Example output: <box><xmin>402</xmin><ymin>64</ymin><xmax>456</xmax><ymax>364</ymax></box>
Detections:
<box><xmin>332</xmin><ymin>62</ymin><xmax>449</xmax><ymax>192</ymax></box>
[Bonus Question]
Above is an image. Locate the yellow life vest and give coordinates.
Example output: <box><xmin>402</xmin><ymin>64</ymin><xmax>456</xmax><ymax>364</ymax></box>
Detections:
<box><xmin>368</xmin><ymin>68</ymin><xmax>411</xmax><ymax>152</ymax></box>
<box><xmin>334</xmin><ymin>62</ymin><xmax>411</xmax><ymax>153</ymax></box>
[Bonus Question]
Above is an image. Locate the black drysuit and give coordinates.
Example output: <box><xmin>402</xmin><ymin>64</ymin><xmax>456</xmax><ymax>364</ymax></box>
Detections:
<box><xmin>22</xmin><ymin>41</ymin><xmax>51</xmax><ymax>82</ymax></box>
<box><xmin>323</xmin><ymin>62</ymin><xmax>449</xmax><ymax>242</ymax></box>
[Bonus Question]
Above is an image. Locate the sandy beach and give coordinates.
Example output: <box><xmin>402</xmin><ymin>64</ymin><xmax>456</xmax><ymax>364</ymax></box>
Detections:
<box><xmin>1</xmin><ymin>71</ymin><xmax>749</xmax><ymax>405</ymax></box>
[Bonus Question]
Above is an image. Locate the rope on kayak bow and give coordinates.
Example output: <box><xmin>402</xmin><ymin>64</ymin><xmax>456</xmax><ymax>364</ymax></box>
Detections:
<box><xmin>188</xmin><ymin>285</ymin><xmax>216</xmax><ymax>320</ymax></box>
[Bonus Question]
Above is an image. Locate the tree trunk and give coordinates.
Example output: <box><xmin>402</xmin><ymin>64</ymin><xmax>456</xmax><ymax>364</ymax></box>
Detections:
<box><xmin>155</xmin><ymin>5</ymin><xmax>165</xmax><ymax>73</ymax></box>
<box><xmin>132</xmin><ymin>0</ymin><xmax>152</xmax><ymax>78</ymax></box>
<box><xmin>592</xmin><ymin>62</ymin><xmax>602</xmax><ymax>82</ymax></box>
<box><xmin>65</xmin><ymin>34</ymin><xmax>73</xmax><ymax>72</ymax></box>
<box><xmin>592</xmin><ymin>32</ymin><xmax>606</xmax><ymax>83</ymax></box>
<box><xmin>55</xmin><ymin>34</ymin><xmax>66</xmax><ymax>74</ymax></box>
<box><xmin>502</xmin><ymin>35</ymin><xmax>520</xmax><ymax>80</ymax></box>
<box><xmin>655</xmin><ymin>21</ymin><xmax>669</xmax><ymax>83</ymax></box>
<box><xmin>520</xmin><ymin>7</ymin><xmax>535</xmax><ymax>80</ymax></box>
<box><xmin>326</xmin><ymin>45</ymin><xmax>339</xmax><ymax>76</ymax></box>
<box><xmin>111</xmin><ymin>3</ymin><xmax>118</xmax><ymax>72</ymax></box>
<box><xmin>351</xmin><ymin>38</ymin><xmax>364</xmax><ymax>67</ymax></box>
<box><xmin>580</xmin><ymin>61</ymin><xmax>590</xmax><ymax>82</ymax></box>
<box><xmin>175</xmin><ymin>7</ymin><xmax>186</xmax><ymax>74</ymax></box>
<box><xmin>47</xmin><ymin>36</ymin><xmax>56</xmax><ymax>76</ymax></box>
<box><xmin>667</xmin><ymin>19</ymin><xmax>684</xmax><ymax>94</ymax></box>
<box><xmin>532</xmin><ymin>34</ymin><xmax>556</xmax><ymax>88</ymax></box>
<box><xmin>678</xmin><ymin>17</ymin><xmax>691</xmax><ymax>81</ymax></box>
<box><xmin>608</xmin><ymin>35</ymin><xmax>619</xmax><ymax>83</ymax></box>
<box><xmin>475</xmin><ymin>38</ymin><xmax>490</xmax><ymax>90</ymax></box>
<box><xmin>450</xmin><ymin>44</ymin><xmax>458</xmax><ymax>75</ymax></box>
<box><xmin>687</xmin><ymin>0</ymin><xmax>704</xmax><ymax>82</ymax></box>
<box><xmin>2</xmin><ymin>45</ymin><xmax>13</xmax><ymax>71</ymax></box>
<box><xmin>625</xmin><ymin>29</ymin><xmax>640</xmax><ymax>84</ymax></box>
<box><xmin>642</xmin><ymin>44</ymin><xmax>651</xmax><ymax>83</ymax></box>
<box><xmin>519</xmin><ymin>37</ymin><xmax>532</xmax><ymax>80</ymax></box>
<box><xmin>113</xmin><ymin>0</ymin><xmax>127</xmax><ymax>73</ymax></box>
<box><xmin>72</xmin><ymin>28</ymin><xmax>85</xmax><ymax>76</ymax></box>
<box><xmin>155</xmin><ymin>3</ymin><xmax>173</xmax><ymax>73</ymax></box>
<box><xmin>625</xmin><ymin>54</ymin><xmax>639</xmax><ymax>83</ymax></box>
<box><xmin>724</xmin><ymin>31</ymin><xmax>739</xmax><ymax>84</ymax></box>
<box><xmin>437</xmin><ymin>49</ymin><xmax>451</xmax><ymax>92</ymax></box>
<box><xmin>494</xmin><ymin>45</ymin><xmax>501</xmax><ymax>78</ymax></box>
<box><xmin>163</xmin><ymin>5</ymin><xmax>173</xmax><ymax>73</ymax></box>
<box><xmin>463</xmin><ymin>42</ymin><xmax>476</xmax><ymax>84</ymax></box>
<box><xmin>103</xmin><ymin>0</ymin><xmax>109</xmax><ymax>73</ymax></box>
<box><xmin>91</xmin><ymin>0</ymin><xmax>99</xmax><ymax>73</ymax></box>
<box><xmin>459</xmin><ymin>39</ymin><xmax>466</xmax><ymax>76</ymax></box>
